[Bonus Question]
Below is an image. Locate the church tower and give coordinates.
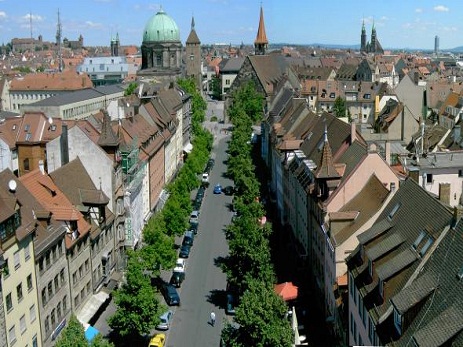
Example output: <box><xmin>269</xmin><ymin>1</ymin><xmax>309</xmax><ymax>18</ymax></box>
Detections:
<box><xmin>360</xmin><ymin>20</ymin><xmax>367</xmax><ymax>52</ymax></box>
<box><xmin>185</xmin><ymin>16</ymin><xmax>202</xmax><ymax>88</ymax></box>
<box><xmin>254</xmin><ymin>5</ymin><xmax>268</xmax><ymax>55</ymax></box>
<box><xmin>111</xmin><ymin>32</ymin><xmax>120</xmax><ymax>57</ymax></box>
<box><xmin>370</xmin><ymin>22</ymin><xmax>377</xmax><ymax>53</ymax></box>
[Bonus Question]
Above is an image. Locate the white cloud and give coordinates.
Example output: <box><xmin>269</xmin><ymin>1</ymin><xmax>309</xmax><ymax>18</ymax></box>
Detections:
<box><xmin>0</xmin><ymin>11</ymin><xmax>6</xmax><ymax>19</ymax></box>
<box><xmin>415</xmin><ymin>8</ymin><xmax>423</xmax><ymax>13</ymax></box>
<box><xmin>20</xmin><ymin>14</ymin><xmax>44</xmax><ymax>22</ymax></box>
<box><xmin>442</xmin><ymin>26</ymin><xmax>457</xmax><ymax>32</ymax></box>
<box><xmin>85</xmin><ymin>21</ymin><xmax>103</xmax><ymax>28</ymax></box>
<box><xmin>433</xmin><ymin>5</ymin><xmax>449</xmax><ymax>12</ymax></box>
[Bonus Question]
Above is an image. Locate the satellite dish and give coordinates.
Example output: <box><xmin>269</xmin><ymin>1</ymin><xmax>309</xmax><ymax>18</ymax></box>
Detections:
<box><xmin>8</xmin><ymin>179</ymin><xmax>17</xmax><ymax>192</ymax></box>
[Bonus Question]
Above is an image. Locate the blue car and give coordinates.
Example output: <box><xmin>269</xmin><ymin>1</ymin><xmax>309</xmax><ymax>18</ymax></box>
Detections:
<box><xmin>213</xmin><ymin>184</ymin><xmax>222</xmax><ymax>194</ymax></box>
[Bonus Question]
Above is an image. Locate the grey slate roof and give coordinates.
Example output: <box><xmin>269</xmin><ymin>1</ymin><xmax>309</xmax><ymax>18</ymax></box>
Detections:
<box><xmin>376</xmin><ymin>248</ymin><xmax>418</xmax><ymax>281</ymax></box>
<box><xmin>391</xmin><ymin>272</ymin><xmax>438</xmax><ymax>314</ymax></box>
<box><xmin>365</xmin><ymin>233</ymin><xmax>404</xmax><ymax>261</ymax></box>
<box><xmin>413</xmin><ymin>303</ymin><xmax>463</xmax><ymax>347</ymax></box>
<box><xmin>27</xmin><ymin>85</ymin><xmax>124</xmax><ymax>107</ymax></box>
<box><xmin>386</xmin><ymin>218</ymin><xmax>463</xmax><ymax>346</ymax></box>
<box><xmin>348</xmin><ymin>178</ymin><xmax>454</xmax><ymax>332</ymax></box>
<box><xmin>357</xmin><ymin>218</ymin><xmax>392</xmax><ymax>245</ymax></box>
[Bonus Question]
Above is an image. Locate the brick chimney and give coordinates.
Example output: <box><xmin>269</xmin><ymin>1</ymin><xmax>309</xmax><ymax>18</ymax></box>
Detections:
<box><xmin>385</xmin><ymin>141</ymin><xmax>391</xmax><ymax>165</ymax></box>
<box><xmin>439</xmin><ymin>182</ymin><xmax>451</xmax><ymax>205</ymax></box>
<box><xmin>351</xmin><ymin>121</ymin><xmax>357</xmax><ymax>144</ymax></box>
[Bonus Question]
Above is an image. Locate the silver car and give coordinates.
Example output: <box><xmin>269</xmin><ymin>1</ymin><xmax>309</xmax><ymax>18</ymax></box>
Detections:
<box><xmin>156</xmin><ymin>310</ymin><xmax>173</xmax><ymax>330</ymax></box>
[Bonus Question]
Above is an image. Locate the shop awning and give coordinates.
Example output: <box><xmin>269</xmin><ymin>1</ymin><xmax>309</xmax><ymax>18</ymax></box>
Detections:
<box><xmin>274</xmin><ymin>282</ymin><xmax>298</xmax><ymax>301</ymax></box>
<box><xmin>77</xmin><ymin>291</ymin><xmax>109</xmax><ymax>324</ymax></box>
<box><xmin>183</xmin><ymin>142</ymin><xmax>193</xmax><ymax>153</ymax></box>
<box><xmin>85</xmin><ymin>325</ymin><xmax>99</xmax><ymax>342</ymax></box>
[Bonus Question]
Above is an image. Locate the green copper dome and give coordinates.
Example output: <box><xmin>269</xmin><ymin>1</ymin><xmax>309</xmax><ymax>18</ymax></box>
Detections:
<box><xmin>143</xmin><ymin>9</ymin><xmax>180</xmax><ymax>42</ymax></box>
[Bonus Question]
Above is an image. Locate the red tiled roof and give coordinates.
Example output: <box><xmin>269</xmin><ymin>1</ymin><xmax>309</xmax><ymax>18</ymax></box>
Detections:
<box><xmin>10</xmin><ymin>70</ymin><xmax>93</xmax><ymax>91</ymax></box>
<box><xmin>19</xmin><ymin>169</ymin><xmax>90</xmax><ymax>249</ymax></box>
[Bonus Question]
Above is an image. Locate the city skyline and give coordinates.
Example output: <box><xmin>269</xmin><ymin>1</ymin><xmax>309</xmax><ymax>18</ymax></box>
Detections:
<box><xmin>0</xmin><ymin>0</ymin><xmax>462</xmax><ymax>50</ymax></box>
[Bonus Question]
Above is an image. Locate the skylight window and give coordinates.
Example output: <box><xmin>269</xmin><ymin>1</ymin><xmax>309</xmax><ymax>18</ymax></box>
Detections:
<box><xmin>412</xmin><ymin>230</ymin><xmax>426</xmax><ymax>249</ymax></box>
<box><xmin>419</xmin><ymin>237</ymin><xmax>433</xmax><ymax>257</ymax></box>
<box><xmin>388</xmin><ymin>202</ymin><xmax>401</xmax><ymax>221</ymax></box>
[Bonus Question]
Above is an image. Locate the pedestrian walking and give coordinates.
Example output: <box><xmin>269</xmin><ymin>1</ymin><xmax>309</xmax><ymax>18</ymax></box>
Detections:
<box><xmin>210</xmin><ymin>311</ymin><xmax>216</xmax><ymax>326</ymax></box>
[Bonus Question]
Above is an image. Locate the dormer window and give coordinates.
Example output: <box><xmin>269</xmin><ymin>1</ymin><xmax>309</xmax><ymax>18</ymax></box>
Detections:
<box><xmin>393</xmin><ymin>307</ymin><xmax>402</xmax><ymax>335</ymax></box>
<box><xmin>419</xmin><ymin>237</ymin><xmax>433</xmax><ymax>257</ymax></box>
<box><xmin>0</xmin><ymin>211</ymin><xmax>21</xmax><ymax>242</ymax></box>
<box><xmin>329</xmin><ymin>92</ymin><xmax>335</xmax><ymax>98</ymax></box>
<box><xmin>388</xmin><ymin>202</ymin><xmax>401</xmax><ymax>221</ymax></box>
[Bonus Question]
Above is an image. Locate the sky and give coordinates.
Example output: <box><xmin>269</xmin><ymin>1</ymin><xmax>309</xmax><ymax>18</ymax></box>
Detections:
<box><xmin>0</xmin><ymin>0</ymin><xmax>461</xmax><ymax>50</ymax></box>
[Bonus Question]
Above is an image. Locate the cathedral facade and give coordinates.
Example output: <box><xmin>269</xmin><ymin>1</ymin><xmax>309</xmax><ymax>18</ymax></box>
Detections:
<box><xmin>360</xmin><ymin>21</ymin><xmax>384</xmax><ymax>55</ymax></box>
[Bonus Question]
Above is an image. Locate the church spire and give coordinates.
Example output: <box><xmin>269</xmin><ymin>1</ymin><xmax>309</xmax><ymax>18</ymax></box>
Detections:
<box><xmin>191</xmin><ymin>15</ymin><xmax>195</xmax><ymax>30</ymax></box>
<box><xmin>254</xmin><ymin>5</ymin><xmax>268</xmax><ymax>55</ymax></box>
<box><xmin>315</xmin><ymin>125</ymin><xmax>340</xmax><ymax>180</ymax></box>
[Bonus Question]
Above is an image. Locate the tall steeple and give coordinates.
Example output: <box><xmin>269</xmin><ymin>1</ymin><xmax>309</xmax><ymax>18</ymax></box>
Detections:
<box><xmin>254</xmin><ymin>5</ymin><xmax>268</xmax><ymax>55</ymax></box>
<box><xmin>315</xmin><ymin>126</ymin><xmax>340</xmax><ymax>180</ymax></box>
<box><xmin>185</xmin><ymin>15</ymin><xmax>201</xmax><ymax>87</ymax></box>
<box><xmin>360</xmin><ymin>19</ymin><xmax>367</xmax><ymax>52</ymax></box>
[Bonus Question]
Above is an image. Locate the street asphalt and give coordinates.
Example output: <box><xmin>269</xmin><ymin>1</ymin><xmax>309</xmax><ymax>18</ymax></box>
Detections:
<box><xmin>94</xmin><ymin>100</ymin><xmax>234</xmax><ymax>347</ymax></box>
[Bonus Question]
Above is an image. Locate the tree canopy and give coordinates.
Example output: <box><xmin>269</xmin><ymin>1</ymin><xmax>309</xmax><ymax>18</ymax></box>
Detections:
<box><xmin>55</xmin><ymin>315</ymin><xmax>114</xmax><ymax>347</ymax></box>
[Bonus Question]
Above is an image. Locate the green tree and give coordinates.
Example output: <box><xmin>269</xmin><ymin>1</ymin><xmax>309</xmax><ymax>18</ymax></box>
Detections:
<box><xmin>124</xmin><ymin>82</ymin><xmax>138</xmax><ymax>96</ymax></box>
<box><xmin>211</xmin><ymin>76</ymin><xmax>221</xmax><ymax>100</ymax></box>
<box><xmin>333</xmin><ymin>96</ymin><xmax>347</xmax><ymax>118</ymax></box>
<box><xmin>90</xmin><ymin>334</ymin><xmax>115</xmax><ymax>347</ymax></box>
<box><xmin>54</xmin><ymin>315</ymin><xmax>87</xmax><ymax>347</ymax></box>
<box><xmin>109</xmin><ymin>250</ymin><xmax>163</xmax><ymax>338</ymax></box>
<box><xmin>140</xmin><ymin>221</ymin><xmax>177</xmax><ymax>273</ymax></box>
<box><xmin>227</xmin><ymin>279</ymin><xmax>293</xmax><ymax>347</ymax></box>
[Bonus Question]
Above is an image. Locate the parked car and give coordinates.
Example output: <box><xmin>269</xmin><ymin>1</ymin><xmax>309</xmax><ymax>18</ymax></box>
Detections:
<box><xmin>183</xmin><ymin>230</ymin><xmax>195</xmax><ymax>246</ymax></box>
<box><xmin>205</xmin><ymin>158</ymin><xmax>215</xmax><ymax>173</ymax></box>
<box><xmin>161</xmin><ymin>283</ymin><xmax>180</xmax><ymax>306</ymax></box>
<box><xmin>189</xmin><ymin>210</ymin><xmax>199</xmax><ymax>224</ymax></box>
<box><xmin>213</xmin><ymin>184</ymin><xmax>222</xmax><ymax>194</ymax></box>
<box><xmin>148</xmin><ymin>333</ymin><xmax>166</xmax><ymax>347</ymax></box>
<box><xmin>174</xmin><ymin>258</ymin><xmax>186</xmax><ymax>272</ymax></box>
<box><xmin>189</xmin><ymin>223</ymin><xmax>198</xmax><ymax>235</ymax></box>
<box><xmin>196</xmin><ymin>186</ymin><xmax>205</xmax><ymax>200</ymax></box>
<box><xmin>226</xmin><ymin>293</ymin><xmax>236</xmax><ymax>315</ymax></box>
<box><xmin>170</xmin><ymin>270</ymin><xmax>185</xmax><ymax>288</ymax></box>
<box><xmin>156</xmin><ymin>310</ymin><xmax>173</xmax><ymax>330</ymax></box>
<box><xmin>201</xmin><ymin>173</ymin><xmax>209</xmax><ymax>187</ymax></box>
<box><xmin>179</xmin><ymin>244</ymin><xmax>191</xmax><ymax>258</ymax></box>
<box><xmin>223</xmin><ymin>185</ymin><xmax>235</xmax><ymax>196</ymax></box>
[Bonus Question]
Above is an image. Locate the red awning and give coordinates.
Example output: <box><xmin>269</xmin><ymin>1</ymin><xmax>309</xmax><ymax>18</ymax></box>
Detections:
<box><xmin>274</xmin><ymin>282</ymin><xmax>298</xmax><ymax>301</ymax></box>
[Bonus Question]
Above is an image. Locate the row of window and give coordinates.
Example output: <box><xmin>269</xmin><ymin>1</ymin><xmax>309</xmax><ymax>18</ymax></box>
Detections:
<box><xmin>8</xmin><ymin>321</ymin><xmax>38</xmax><ymax>347</ymax></box>
<box><xmin>74</xmin><ymin>281</ymin><xmax>92</xmax><ymax>308</ymax></box>
<box><xmin>11</xmin><ymin>93</ymin><xmax>51</xmax><ymax>100</ymax></box>
<box><xmin>38</xmin><ymin>241</ymin><xmax>63</xmax><ymax>273</ymax></box>
<box><xmin>72</xmin><ymin>258</ymin><xmax>90</xmax><ymax>285</ymax></box>
<box><xmin>6</xmin><ymin>274</ymin><xmax>34</xmax><ymax>312</ymax></box>
<box><xmin>44</xmin><ymin>296</ymin><xmax>67</xmax><ymax>335</ymax></box>
<box><xmin>42</xmin><ymin>268</ymin><xmax>66</xmax><ymax>308</ymax></box>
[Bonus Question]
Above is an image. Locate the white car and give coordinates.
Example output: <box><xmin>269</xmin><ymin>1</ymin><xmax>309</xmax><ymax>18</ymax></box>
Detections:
<box><xmin>174</xmin><ymin>258</ymin><xmax>186</xmax><ymax>272</ymax></box>
<box><xmin>189</xmin><ymin>210</ymin><xmax>199</xmax><ymax>224</ymax></box>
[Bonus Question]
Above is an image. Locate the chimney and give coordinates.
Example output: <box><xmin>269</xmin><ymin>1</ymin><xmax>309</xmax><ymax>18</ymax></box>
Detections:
<box><xmin>60</xmin><ymin>124</ymin><xmax>69</xmax><ymax>165</ymax></box>
<box><xmin>39</xmin><ymin>160</ymin><xmax>45</xmax><ymax>175</ymax></box>
<box><xmin>385</xmin><ymin>141</ymin><xmax>391</xmax><ymax>165</ymax></box>
<box><xmin>350</xmin><ymin>121</ymin><xmax>357</xmax><ymax>144</ymax></box>
<box><xmin>439</xmin><ymin>182</ymin><xmax>451</xmax><ymax>205</ymax></box>
<box><xmin>453</xmin><ymin>205</ymin><xmax>463</xmax><ymax>228</ymax></box>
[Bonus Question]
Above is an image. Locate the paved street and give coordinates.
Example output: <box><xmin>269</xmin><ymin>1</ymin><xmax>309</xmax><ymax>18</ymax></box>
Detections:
<box><xmin>165</xmin><ymin>133</ymin><xmax>233</xmax><ymax>346</ymax></box>
<box><xmin>94</xmin><ymin>100</ymin><xmax>233</xmax><ymax>346</ymax></box>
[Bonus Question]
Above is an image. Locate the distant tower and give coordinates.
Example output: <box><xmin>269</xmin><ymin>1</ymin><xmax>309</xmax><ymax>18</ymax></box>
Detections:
<box><xmin>360</xmin><ymin>19</ymin><xmax>367</xmax><ymax>52</ymax></box>
<box><xmin>434</xmin><ymin>35</ymin><xmax>439</xmax><ymax>56</ymax></box>
<box><xmin>185</xmin><ymin>15</ymin><xmax>202</xmax><ymax>87</ymax></box>
<box><xmin>254</xmin><ymin>5</ymin><xmax>268</xmax><ymax>55</ymax></box>
<box><xmin>370</xmin><ymin>22</ymin><xmax>377</xmax><ymax>52</ymax></box>
<box><xmin>56</xmin><ymin>9</ymin><xmax>64</xmax><ymax>72</ymax></box>
<box><xmin>111</xmin><ymin>32</ymin><xmax>120</xmax><ymax>56</ymax></box>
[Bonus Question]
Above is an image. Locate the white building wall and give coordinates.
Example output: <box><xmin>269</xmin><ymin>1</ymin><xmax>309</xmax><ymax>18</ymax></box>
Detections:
<box><xmin>348</xmin><ymin>273</ymin><xmax>374</xmax><ymax>346</ymax></box>
<box><xmin>46</xmin><ymin>126</ymin><xmax>115</xmax><ymax>212</ymax></box>
<box><xmin>419</xmin><ymin>170</ymin><xmax>463</xmax><ymax>207</ymax></box>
